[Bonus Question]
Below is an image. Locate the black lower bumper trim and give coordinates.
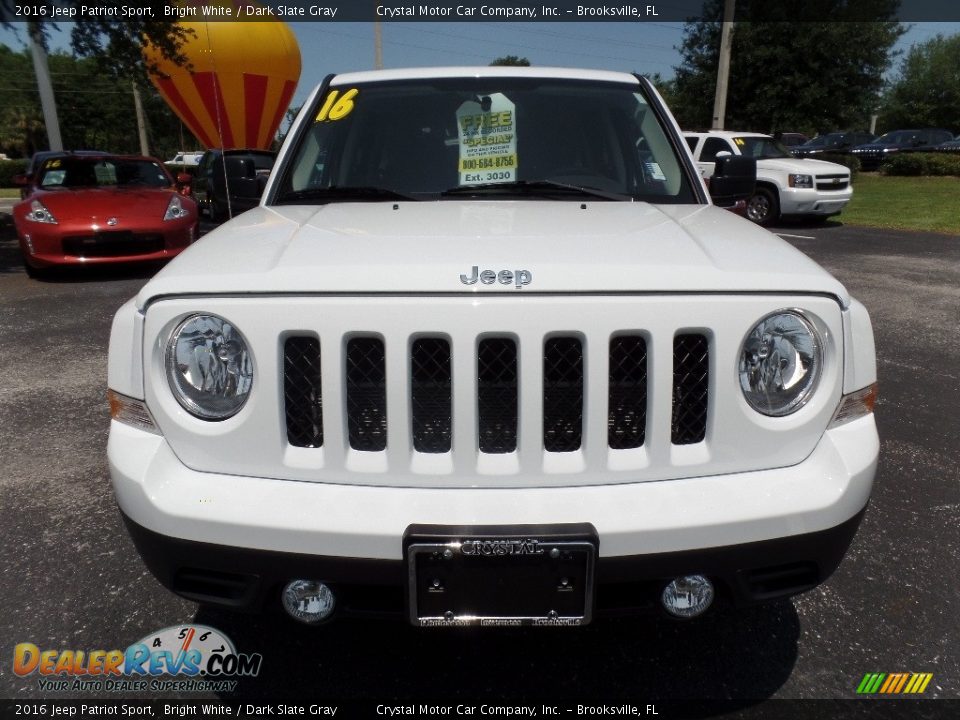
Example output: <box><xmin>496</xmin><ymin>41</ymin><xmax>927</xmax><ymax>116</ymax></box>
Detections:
<box><xmin>120</xmin><ymin>505</ymin><xmax>867</xmax><ymax>619</ymax></box>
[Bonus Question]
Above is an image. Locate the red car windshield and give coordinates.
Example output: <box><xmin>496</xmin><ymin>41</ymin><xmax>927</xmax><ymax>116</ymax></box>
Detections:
<box><xmin>37</xmin><ymin>157</ymin><xmax>172</xmax><ymax>190</ymax></box>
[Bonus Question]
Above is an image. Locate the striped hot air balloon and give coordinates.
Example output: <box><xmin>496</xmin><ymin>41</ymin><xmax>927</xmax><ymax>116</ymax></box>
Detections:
<box><xmin>143</xmin><ymin>9</ymin><xmax>301</xmax><ymax>150</ymax></box>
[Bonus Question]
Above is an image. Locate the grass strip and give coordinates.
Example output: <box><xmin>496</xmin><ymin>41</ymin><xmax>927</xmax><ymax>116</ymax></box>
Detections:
<box><xmin>843</xmin><ymin>174</ymin><xmax>960</xmax><ymax>235</ymax></box>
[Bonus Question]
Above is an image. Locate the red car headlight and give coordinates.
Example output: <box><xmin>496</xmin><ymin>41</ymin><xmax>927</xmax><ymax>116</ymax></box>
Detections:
<box><xmin>163</xmin><ymin>195</ymin><xmax>190</xmax><ymax>221</ymax></box>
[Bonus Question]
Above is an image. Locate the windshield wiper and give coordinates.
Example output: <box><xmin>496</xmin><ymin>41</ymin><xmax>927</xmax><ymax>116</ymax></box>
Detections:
<box><xmin>275</xmin><ymin>186</ymin><xmax>419</xmax><ymax>203</ymax></box>
<box><xmin>440</xmin><ymin>180</ymin><xmax>634</xmax><ymax>201</ymax></box>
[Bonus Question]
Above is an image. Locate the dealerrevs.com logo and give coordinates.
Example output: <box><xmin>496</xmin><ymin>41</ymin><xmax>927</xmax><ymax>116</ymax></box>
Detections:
<box><xmin>13</xmin><ymin>625</ymin><xmax>261</xmax><ymax>693</ymax></box>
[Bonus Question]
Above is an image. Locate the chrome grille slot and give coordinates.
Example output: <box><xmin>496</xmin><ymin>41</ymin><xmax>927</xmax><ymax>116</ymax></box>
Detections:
<box><xmin>608</xmin><ymin>335</ymin><xmax>647</xmax><ymax>449</ymax></box>
<box><xmin>477</xmin><ymin>338</ymin><xmax>518</xmax><ymax>454</ymax></box>
<box><xmin>283</xmin><ymin>337</ymin><xmax>323</xmax><ymax>448</ymax></box>
<box><xmin>410</xmin><ymin>338</ymin><xmax>452</xmax><ymax>454</ymax></box>
<box><xmin>346</xmin><ymin>337</ymin><xmax>387</xmax><ymax>451</ymax></box>
<box><xmin>543</xmin><ymin>336</ymin><xmax>583</xmax><ymax>452</ymax></box>
<box><xmin>672</xmin><ymin>334</ymin><xmax>709</xmax><ymax>445</ymax></box>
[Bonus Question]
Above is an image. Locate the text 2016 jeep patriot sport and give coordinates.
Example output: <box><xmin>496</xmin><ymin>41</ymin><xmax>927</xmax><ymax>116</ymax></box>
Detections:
<box><xmin>108</xmin><ymin>67</ymin><xmax>878</xmax><ymax>626</ymax></box>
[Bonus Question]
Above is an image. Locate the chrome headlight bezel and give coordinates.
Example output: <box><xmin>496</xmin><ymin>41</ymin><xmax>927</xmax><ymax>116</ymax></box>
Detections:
<box><xmin>26</xmin><ymin>199</ymin><xmax>57</xmax><ymax>224</ymax></box>
<box><xmin>163</xmin><ymin>194</ymin><xmax>190</xmax><ymax>221</ymax></box>
<box><xmin>164</xmin><ymin>313</ymin><xmax>254</xmax><ymax>421</ymax></box>
<box><xmin>738</xmin><ymin>309</ymin><xmax>823</xmax><ymax>417</ymax></box>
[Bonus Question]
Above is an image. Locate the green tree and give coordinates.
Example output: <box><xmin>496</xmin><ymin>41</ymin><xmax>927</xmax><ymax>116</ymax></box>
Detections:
<box><xmin>641</xmin><ymin>72</ymin><xmax>676</xmax><ymax>108</ymax></box>
<box><xmin>882</xmin><ymin>34</ymin><xmax>960</xmax><ymax>132</ymax></box>
<box><xmin>2</xmin><ymin>10</ymin><xmax>191</xmax><ymax>77</ymax></box>
<box><xmin>0</xmin><ymin>44</ymin><xmax>199</xmax><ymax>158</ymax></box>
<box><xmin>671</xmin><ymin>0</ymin><xmax>905</xmax><ymax>134</ymax></box>
<box><xmin>490</xmin><ymin>55</ymin><xmax>531</xmax><ymax>66</ymax></box>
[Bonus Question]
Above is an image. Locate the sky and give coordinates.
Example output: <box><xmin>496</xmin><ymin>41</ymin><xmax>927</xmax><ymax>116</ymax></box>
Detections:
<box><xmin>2</xmin><ymin>19</ymin><xmax>958</xmax><ymax>124</ymax></box>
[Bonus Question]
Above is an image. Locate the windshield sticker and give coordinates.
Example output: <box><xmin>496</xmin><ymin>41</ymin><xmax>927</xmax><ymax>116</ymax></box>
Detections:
<box><xmin>315</xmin><ymin>88</ymin><xmax>358</xmax><ymax>122</ymax></box>
<box><xmin>644</xmin><ymin>162</ymin><xmax>666</xmax><ymax>181</ymax></box>
<box><xmin>734</xmin><ymin>137</ymin><xmax>746</xmax><ymax>147</ymax></box>
<box><xmin>44</xmin><ymin>159</ymin><xmax>62</xmax><ymax>169</ymax></box>
<box><xmin>456</xmin><ymin>93</ymin><xmax>517</xmax><ymax>185</ymax></box>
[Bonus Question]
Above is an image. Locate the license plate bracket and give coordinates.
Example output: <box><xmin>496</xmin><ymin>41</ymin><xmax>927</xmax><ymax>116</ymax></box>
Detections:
<box><xmin>404</xmin><ymin>524</ymin><xmax>597</xmax><ymax>627</ymax></box>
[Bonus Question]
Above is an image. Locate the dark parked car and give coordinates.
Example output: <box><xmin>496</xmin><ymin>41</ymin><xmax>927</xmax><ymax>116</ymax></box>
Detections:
<box><xmin>193</xmin><ymin>149</ymin><xmax>277</xmax><ymax>222</ymax></box>
<box><xmin>850</xmin><ymin>129</ymin><xmax>954</xmax><ymax>170</ymax></box>
<box><xmin>792</xmin><ymin>132</ymin><xmax>875</xmax><ymax>158</ymax></box>
<box><xmin>935</xmin><ymin>135</ymin><xmax>960</xmax><ymax>153</ymax></box>
<box><xmin>774</xmin><ymin>132</ymin><xmax>809</xmax><ymax>147</ymax></box>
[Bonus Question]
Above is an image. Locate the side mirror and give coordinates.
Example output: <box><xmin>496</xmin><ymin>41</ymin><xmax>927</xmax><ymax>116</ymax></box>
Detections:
<box><xmin>13</xmin><ymin>174</ymin><xmax>31</xmax><ymax>186</ymax></box>
<box><xmin>175</xmin><ymin>172</ymin><xmax>192</xmax><ymax>196</ymax></box>
<box><xmin>709</xmin><ymin>155</ymin><xmax>756</xmax><ymax>207</ymax></box>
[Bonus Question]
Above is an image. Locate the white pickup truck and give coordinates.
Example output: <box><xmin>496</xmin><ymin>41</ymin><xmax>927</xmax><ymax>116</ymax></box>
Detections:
<box><xmin>684</xmin><ymin>131</ymin><xmax>854</xmax><ymax>225</ymax></box>
<box><xmin>108</xmin><ymin>67</ymin><xmax>878</xmax><ymax>627</ymax></box>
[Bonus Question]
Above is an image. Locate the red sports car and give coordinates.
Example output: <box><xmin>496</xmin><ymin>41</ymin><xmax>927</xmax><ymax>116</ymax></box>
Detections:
<box><xmin>13</xmin><ymin>154</ymin><xmax>198</xmax><ymax>275</ymax></box>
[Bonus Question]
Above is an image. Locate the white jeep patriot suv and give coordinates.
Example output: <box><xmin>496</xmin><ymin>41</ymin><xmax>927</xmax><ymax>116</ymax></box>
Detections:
<box><xmin>108</xmin><ymin>67</ymin><xmax>878</xmax><ymax>626</ymax></box>
<box><xmin>684</xmin><ymin>131</ymin><xmax>854</xmax><ymax>226</ymax></box>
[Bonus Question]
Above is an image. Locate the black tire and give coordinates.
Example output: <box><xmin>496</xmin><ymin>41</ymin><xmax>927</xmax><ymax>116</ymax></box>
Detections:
<box><xmin>23</xmin><ymin>258</ymin><xmax>48</xmax><ymax>280</ymax></box>
<box><xmin>208</xmin><ymin>199</ymin><xmax>226</xmax><ymax>223</ymax></box>
<box><xmin>745</xmin><ymin>187</ymin><xmax>780</xmax><ymax>226</ymax></box>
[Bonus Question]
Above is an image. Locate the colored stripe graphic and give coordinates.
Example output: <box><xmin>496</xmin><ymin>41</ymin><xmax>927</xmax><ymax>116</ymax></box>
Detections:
<box><xmin>857</xmin><ymin>672</ymin><xmax>932</xmax><ymax>694</ymax></box>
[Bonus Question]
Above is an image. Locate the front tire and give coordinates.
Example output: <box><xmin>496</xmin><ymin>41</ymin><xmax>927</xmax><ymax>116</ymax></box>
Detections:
<box><xmin>746</xmin><ymin>187</ymin><xmax>780</xmax><ymax>226</ymax></box>
<box><xmin>22</xmin><ymin>256</ymin><xmax>48</xmax><ymax>280</ymax></box>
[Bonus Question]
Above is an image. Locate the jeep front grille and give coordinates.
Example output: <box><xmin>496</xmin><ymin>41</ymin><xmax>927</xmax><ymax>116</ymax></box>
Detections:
<box><xmin>410</xmin><ymin>338</ymin><xmax>452</xmax><ymax>454</ymax></box>
<box><xmin>543</xmin><ymin>337</ymin><xmax>584</xmax><ymax>452</ymax></box>
<box><xmin>345</xmin><ymin>337</ymin><xmax>387</xmax><ymax>451</ymax></box>
<box><xmin>284</xmin><ymin>332</ymin><xmax>709</xmax><ymax>453</ymax></box>
<box><xmin>151</xmin><ymin>294</ymin><xmax>845</xmax><ymax>488</ymax></box>
<box><xmin>672</xmin><ymin>334</ymin><xmax>710</xmax><ymax>445</ymax></box>
<box><xmin>283</xmin><ymin>336</ymin><xmax>323</xmax><ymax>448</ymax></box>
<box><xmin>608</xmin><ymin>335</ymin><xmax>647</xmax><ymax>450</ymax></box>
<box><xmin>477</xmin><ymin>338</ymin><xmax>519</xmax><ymax>454</ymax></box>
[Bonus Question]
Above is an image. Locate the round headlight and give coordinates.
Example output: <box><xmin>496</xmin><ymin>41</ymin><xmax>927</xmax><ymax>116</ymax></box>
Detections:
<box><xmin>738</xmin><ymin>311</ymin><xmax>822</xmax><ymax>416</ymax></box>
<box><xmin>165</xmin><ymin>314</ymin><xmax>253</xmax><ymax>420</ymax></box>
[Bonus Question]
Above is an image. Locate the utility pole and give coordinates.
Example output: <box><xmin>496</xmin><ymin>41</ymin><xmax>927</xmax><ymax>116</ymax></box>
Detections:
<box><xmin>132</xmin><ymin>81</ymin><xmax>150</xmax><ymax>156</ymax></box>
<box><xmin>374</xmin><ymin>19</ymin><xmax>383</xmax><ymax>69</ymax></box>
<box><xmin>711</xmin><ymin>0</ymin><xmax>735</xmax><ymax>130</ymax></box>
<box><xmin>28</xmin><ymin>22</ymin><xmax>63</xmax><ymax>151</ymax></box>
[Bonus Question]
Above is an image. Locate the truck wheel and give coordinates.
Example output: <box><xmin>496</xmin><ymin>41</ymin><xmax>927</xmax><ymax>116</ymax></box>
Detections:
<box><xmin>746</xmin><ymin>187</ymin><xmax>779</xmax><ymax>226</ymax></box>
<box><xmin>209</xmin><ymin>200</ymin><xmax>226</xmax><ymax>223</ymax></box>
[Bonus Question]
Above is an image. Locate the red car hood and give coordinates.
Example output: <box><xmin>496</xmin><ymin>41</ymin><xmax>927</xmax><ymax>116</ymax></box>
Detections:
<box><xmin>24</xmin><ymin>187</ymin><xmax>175</xmax><ymax>222</ymax></box>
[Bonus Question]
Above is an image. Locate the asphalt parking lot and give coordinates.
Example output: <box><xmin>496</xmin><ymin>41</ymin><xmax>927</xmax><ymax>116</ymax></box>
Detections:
<box><xmin>0</xmin><ymin>210</ymin><xmax>957</xmax><ymax>710</ymax></box>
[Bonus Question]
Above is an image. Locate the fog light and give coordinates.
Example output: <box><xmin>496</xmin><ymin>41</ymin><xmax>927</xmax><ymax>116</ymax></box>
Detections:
<box><xmin>282</xmin><ymin>580</ymin><xmax>335</xmax><ymax>624</ymax></box>
<box><xmin>661</xmin><ymin>575</ymin><xmax>714</xmax><ymax>618</ymax></box>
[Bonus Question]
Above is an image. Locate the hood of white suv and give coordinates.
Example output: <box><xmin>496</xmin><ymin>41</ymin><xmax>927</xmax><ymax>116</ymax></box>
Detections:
<box><xmin>758</xmin><ymin>157</ymin><xmax>850</xmax><ymax>175</ymax></box>
<box><xmin>136</xmin><ymin>201</ymin><xmax>849</xmax><ymax>307</ymax></box>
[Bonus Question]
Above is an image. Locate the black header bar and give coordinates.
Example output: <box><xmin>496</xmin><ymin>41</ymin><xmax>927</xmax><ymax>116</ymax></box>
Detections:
<box><xmin>2</xmin><ymin>0</ymin><xmax>960</xmax><ymax>23</ymax></box>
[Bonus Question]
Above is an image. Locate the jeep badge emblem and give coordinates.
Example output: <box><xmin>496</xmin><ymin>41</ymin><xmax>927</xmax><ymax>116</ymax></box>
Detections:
<box><xmin>460</xmin><ymin>266</ymin><xmax>532</xmax><ymax>289</ymax></box>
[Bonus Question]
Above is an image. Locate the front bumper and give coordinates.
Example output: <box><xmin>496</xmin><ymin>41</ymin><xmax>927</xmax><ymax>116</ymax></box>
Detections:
<box><xmin>17</xmin><ymin>219</ymin><xmax>195</xmax><ymax>268</ymax></box>
<box><xmin>109</xmin><ymin>414</ymin><xmax>878</xmax><ymax>617</ymax></box>
<box><xmin>779</xmin><ymin>187</ymin><xmax>852</xmax><ymax>216</ymax></box>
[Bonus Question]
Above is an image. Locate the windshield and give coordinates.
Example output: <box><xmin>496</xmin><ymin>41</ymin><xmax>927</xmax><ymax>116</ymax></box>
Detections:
<box><xmin>872</xmin><ymin>131</ymin><xmax>916</xmax><ymax>145</ymax></box>
<box><xmin>733</xmin><ymin>136</ymin><xmax>792</xmax><ymax>159</ymax></box>
<box><xmin>275</xmin><ymin>77</ymin><xmax>696</xmax><ymax>203</ymax></box>
<box><xmin>38</xmin><ymin>157</ymin><xmax>172</xmax><ymax>190</ymax></box>
<box><xmin>803</xmin><ymin>133</ymin><xmax>844</xmax><ymax>148</ymax></box>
